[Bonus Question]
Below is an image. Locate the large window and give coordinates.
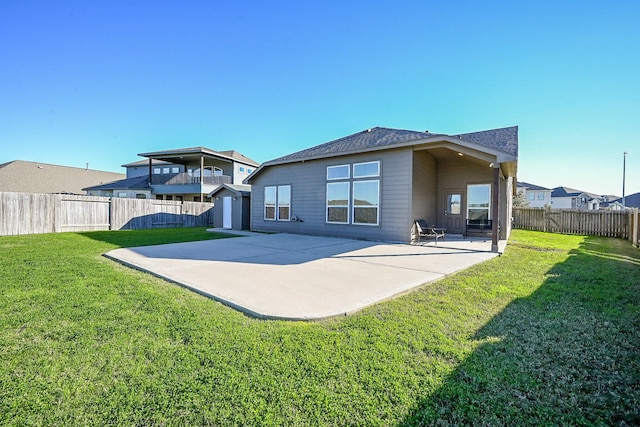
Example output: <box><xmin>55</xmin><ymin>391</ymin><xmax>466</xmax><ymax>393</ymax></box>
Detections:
<box><xmin>265</xmin><ymin>185</ymin><xmax>291</xmax><ymax>221</ymax></box>
<box><xmin>325</xmin><ymin>161</ymin><xmax>380</xmax><ymax>226</ymax></box>
<box><xmin>353</xmin><ymin>180</ymin><xmax>379</xmax><ymax>225</ymax></box>
<box><xmin>327</xmin><ymin>182</ymin><xmax>349</xmax><ymax>223</ymax></box>
<box><xmin>467</xmin><ymin>184</ymin><xmax>491</xmax><ymax>221</ymax></box>
<box><xmin>264</xmin><ymin>186</ymin><xmax>276</xmax><ymax>220</ymax></box>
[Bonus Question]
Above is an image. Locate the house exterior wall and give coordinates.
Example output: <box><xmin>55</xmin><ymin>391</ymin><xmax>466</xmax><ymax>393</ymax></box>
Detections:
<box><xmin>250</xmin><ymin>148</ymin><xmax>413</xmax><ymax>242</ymax></box>
<box><xmin>411</xmin><ymin>150</ymin><xmax>438</xmax><ymax>225</ymax></box>
<box><xmin>551</xmin><ymin>196</ymin><xmax>574</xmax><ymax>209</ymax></box>
<box><xmin>436</xmin><ymin>156</ymin><xmax>494</xmax><ymax>231</ymax></box>
<box><xmin>233</xmin><ymin>162</ymin><xmax>256</xmax><ymax>185</ymax></box>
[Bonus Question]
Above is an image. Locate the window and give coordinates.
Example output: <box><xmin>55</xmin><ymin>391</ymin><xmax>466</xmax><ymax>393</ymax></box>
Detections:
<box><xmin>537</xmin><ymin>192</ymin><xmax>544</xmax><ymax>200</ymax></box>
<box><xmin>353</xmin><ymin>180</ymin><xmax>379</xmax><ymax>225</ymax></box>
<box><xmin>117</xmin><ymin>192</ymin><xmax>128</xmax><ymax>198</ymax></box>
<box><xmin>239</xmin><ymin>166</ymin><xmax>246</xmax><ymax>173</ymax></box>
<box><xmin>527</xmin><ymin>192</ymin><xmax>535</xmax><ymax>200</ymax></box>
<box><xmin>277</xmin><ymin>185</ymin><xmax>291</xmax><ymax>221</ymax></box>
<box><xmin>447</xmin><ymin>194</ymin><xmax>462</xmax><ymax>214</ymax></box>
<box><xmin>325</xmin><ymin>161</ymin><xmax>381</xmax><ymax>225</ymax></box>
<box><xmin>153</xmin><ymin>167</ymin><xmax>161</xmax><ymax>175</ymax></box>
<box><xmin>264</xmin><ymin>186</ymin><xmax>276</xmax><ymax>220</ymax></box>
<box><xmin>467</xmin><ymin>184</ymin><xmax>491</xmax><ymax>221</ymax></box>
<box><xmin>136</xmin><ymin>193</ymin><xmax>147</xmax><ymax>199</ymax></box>
<box><xmin>171</xmin><ymin>167</ymin><xmax>179</xmax><ymax>174</ymax></box>
<box><xmin>353</xmin><ymin>161</ymin><xmax>380</xmax><ymax>178</ymax></box>
<box><xmin>162</xmin><ymin>167</ymin><xmax>170</xmax><ymax>174</ymax></box>
<box><xmin>247</xmin><ymin>168</ymin><xmax>253</xmax><ymax>174</ymax></box>
<box><xmin>264</xmin><ymin>185</ymin><xmax>291</xmax><ymax>221</ymax></box>
<box><xmin>327</xmin><ymin>164</ymin><xmax>350</xmax><ymax>180</ymax></box>
<box><xmin>214</xmin><ymin>167</ymin><xmax>223</xmax><ymax>176</ymax></box>
<box><xmin>327</xmin><ymin>182</ymin><xmax>349</xmax><ymax>223</ymax></box>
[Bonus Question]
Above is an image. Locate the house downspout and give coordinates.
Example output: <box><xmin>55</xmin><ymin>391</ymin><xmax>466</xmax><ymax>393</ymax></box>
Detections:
<box><xmin>148</xmin><ymin>159</ymin><xmax>152</xmax><ymax>186</ymax></box>
<box><xmin>491</xmin><ymin>165</ymin><xmax>500</xmax><ymax>253</ymax></box>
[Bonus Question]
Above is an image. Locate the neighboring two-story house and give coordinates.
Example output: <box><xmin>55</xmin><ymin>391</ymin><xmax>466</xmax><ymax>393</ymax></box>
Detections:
<box><xmin>85</xmin><ymin>147</ymin><xmax>259</xmax><ymax>202</ymax></box>
<box><xmin>516</xmin><ymin>181</ymin><xmax>552</xmax><ymax>208</ymax></box>
<box><xmin>550</xmin><ymin>187</ymin><xmax>603</xmax><ymax>210</ymax></box>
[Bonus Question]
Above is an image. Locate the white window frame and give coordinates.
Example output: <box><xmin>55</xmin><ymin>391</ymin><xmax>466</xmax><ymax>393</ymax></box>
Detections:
<box><xmin>467</xmin><ymin>183</ymin><xmax>491</xmax><ymax>221</ymax></box>
<box><xmin>162</xmin><ymin>167</ymin><xmax>170</xmax><ymax>174</ymax></box>
<box><xmin>353</xmin><ymin>161</ymin><xmax>380</xmax><ymax>178</ymax></box>
<box><xmin>239</xmin><ymin>166</ymin><xmax>246</xmax><ymax>173</ymax></box>
<box><xmin>153</xmin><ymin>167</ymin><xmax>161</xmax><ymax>175</ymax></box>
<box><xmin>277</xmin><ymin>185</ymin><xmax>291</xmax><ymax>221</ymax></box>
<box><xmin>326</xmin><ymin>182</ymin><xmax>350</xmax><ymax>224</ymax></box>
<box><xmin>264</xmin><ymin>186</ymin><xmax>276</xmax><ymax>220</ymax></box>
<box><xmin>171</xmin><ymin>166</ymin><xmax>179</xmax><ymax>174</ymax></box>
<box><xmin>352</xmin><ymin>180</ymin><xmax>380</xmax><ymax>226</ymax></box>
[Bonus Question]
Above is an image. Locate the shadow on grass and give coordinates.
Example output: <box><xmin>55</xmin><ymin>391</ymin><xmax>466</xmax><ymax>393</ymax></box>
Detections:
<box><xmin>402</xmin><ymin>236</ymin><xmax>640</xmax><ymax>426</ymax></box>
<box><xmin>77</xmin><ymin>227</ymin><xmax>238</xmax><ymax>249</ymax></box>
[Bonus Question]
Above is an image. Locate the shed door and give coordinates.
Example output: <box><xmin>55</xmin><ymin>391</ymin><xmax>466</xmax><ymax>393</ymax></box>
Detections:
<box><xmin>223</xmin><ymin>197</ymin><xmax>232</xmax><ymax>229</ymax></box>
<box><xmin>443</xmin><ymin>191</ymin><xmax>463</xmax><ymax>233</ymax></box>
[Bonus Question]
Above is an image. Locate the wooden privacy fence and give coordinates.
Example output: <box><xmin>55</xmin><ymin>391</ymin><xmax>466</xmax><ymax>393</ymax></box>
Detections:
<box><xmin>513</xmin><ymin>207</ymin><xmax>639</xmax><ymax>245</ymax></box>
<box><xmin>0</xmin><ymin>192</ymin><xmax>214</xmax><ymax>236</ymax></box>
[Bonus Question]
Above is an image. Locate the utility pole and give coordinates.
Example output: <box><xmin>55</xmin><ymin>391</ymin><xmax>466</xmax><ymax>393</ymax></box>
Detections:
<box><xmin>623</xmin><ymin>151</ymin><xmax>627</xmax><ymax>208</ymax></box>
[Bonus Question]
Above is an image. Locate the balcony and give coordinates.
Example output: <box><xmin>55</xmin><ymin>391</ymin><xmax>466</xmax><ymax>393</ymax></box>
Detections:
<box><xmin>150</xmin><ymin>173</ymin><xmax>231</xmax><ymax>195</ymax></box>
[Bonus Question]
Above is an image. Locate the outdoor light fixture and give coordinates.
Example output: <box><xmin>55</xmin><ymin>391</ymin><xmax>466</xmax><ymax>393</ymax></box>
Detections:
<box><xmin>457</xmin><ymin>152</ymin><xmax>463</xmax><ymax>156</ymax></box>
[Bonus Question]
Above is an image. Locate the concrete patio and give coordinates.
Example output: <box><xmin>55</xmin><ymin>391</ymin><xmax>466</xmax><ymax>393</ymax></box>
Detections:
<box><xmin>105</xmin><ymin>231</ymin><xmax>506</xmax><ymax>321</ymax></box>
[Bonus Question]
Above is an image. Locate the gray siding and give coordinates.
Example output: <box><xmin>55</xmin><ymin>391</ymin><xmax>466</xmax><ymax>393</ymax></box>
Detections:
<box><xmin>411</xmin><ymin>150</ymin><xmax>438</xmax><ymax>225</ymax></box>
<box><xmin>250</xmin><ymin>149</ymin><xmax>413</xmax><ymax>242</ymax></box>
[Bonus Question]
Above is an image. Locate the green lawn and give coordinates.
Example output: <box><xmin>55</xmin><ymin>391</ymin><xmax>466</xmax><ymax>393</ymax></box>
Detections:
<box><xmin>1</xmin><ymin>228</ymin><xmax>638</xmax><ymax>426</ymax></box>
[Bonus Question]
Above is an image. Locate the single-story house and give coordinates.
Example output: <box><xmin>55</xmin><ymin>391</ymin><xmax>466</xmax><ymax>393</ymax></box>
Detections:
<box><xmin>208</xmin><ymin>184</ymin><xmax>251</xmax><ymax>230</ymax></box>
<box><xmin>245</xmin><ymin>126</ymin><xmax>518</xmax><ymax>251</ymax></box>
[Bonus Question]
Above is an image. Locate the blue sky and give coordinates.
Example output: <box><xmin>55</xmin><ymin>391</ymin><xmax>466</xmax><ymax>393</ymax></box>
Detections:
<box><xmin>1</xmin><ymin>0</ymin><xmax>639</xmax><ymax>196</ymax></box>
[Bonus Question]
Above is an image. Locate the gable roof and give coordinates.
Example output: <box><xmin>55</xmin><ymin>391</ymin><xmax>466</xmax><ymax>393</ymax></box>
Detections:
<box><xmin>208</xmin><ymin>183</ymin><xmax>251</xmax><ymax>197</ymax></box>
<box><xmin>517</xmin><ymin>181</ymin><xmax>551</xmax><ymax>191</ymax></box>
<box><xmin>247</xmin><ymin>126</ymin><xmax>518</xmax><ymax>183</ymax></box>
<box><xmin>83</xmin><ymin>175</ymin><xmax>150</xmax><ymax>191</ymax></box>
<box><xmin>0</xmin><ymin>160</ymin><xmax>125</xmax><ymax>195</ymax></box>
<box><xmin>611</xmin><ymin>192</ymin><xmax>640</xmax><ymax>208</ymax></box>
<box><xmin>551</xmin><ymin>186</ymin><xmax>601</xmax><ymax>200</ymax></box>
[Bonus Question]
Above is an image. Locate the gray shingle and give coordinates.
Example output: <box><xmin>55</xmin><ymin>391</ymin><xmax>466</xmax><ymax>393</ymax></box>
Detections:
<box><xmin>265</xmin><ymin>126</ymin><xmax>517</xmax><ymax>166</ymax></box>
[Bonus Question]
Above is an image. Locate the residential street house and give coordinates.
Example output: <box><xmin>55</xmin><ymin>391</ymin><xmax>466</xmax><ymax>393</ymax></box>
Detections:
<box><xmin>516</xmin><ymin>181</ymin><xmax>552</xmax><ymax>208</ymax></box>
<box><xmin>550</xmin><ymin>187</ymin><xmax>606</xmax><ymax>210</ymax></box>
<box><xmin>0</xmin><ymin>160</ymin><xmax>124</xmax><ymax>195</ymax></box>
<box><xmin>85</xmin><ymin>147</ymin><xmax>259</xmax><ymax>202</ymax></box>
<box><xmin>245</xmin><ymin>126</ymin><xmax>518</xmax><ymax>251</ymax></box>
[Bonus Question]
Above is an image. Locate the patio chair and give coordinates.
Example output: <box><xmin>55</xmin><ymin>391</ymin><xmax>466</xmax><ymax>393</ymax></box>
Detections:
<box><xmin>414</xmin><ymin>219</ymin><xmax>445</xmax><ymax>244</ymax></box>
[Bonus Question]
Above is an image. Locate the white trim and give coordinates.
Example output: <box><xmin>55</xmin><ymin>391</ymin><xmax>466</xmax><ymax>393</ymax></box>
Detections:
<box><xmin>352</xmin><ymin>179</ymin><xmax>380</xmax><ymax>226</ymax></box>
<box><xmin>327</xmin><ymin>164</ymin><xmax>350</xmax><ymax>180</ymax></box>
<box><xmin>326</xmin><ymin>182</ymin><xmax>350</xmax><ymax>224</ymax></box>
<box><xmin>353</xmin><ymin>161</ymin><xmax>380</xmax><ymax>178</ymax></box>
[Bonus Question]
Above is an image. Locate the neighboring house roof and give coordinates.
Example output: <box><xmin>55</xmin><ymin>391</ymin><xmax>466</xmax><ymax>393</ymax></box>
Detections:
<box><xmin>551</xmin><ymin>186</ymin><xmax>601</xmax><ymax>200</ymax></box>
<box><xmin>247</xmin><ymin>126</ymin><xmax>518</xmax><ymax>182</ymax></box>
<box><xmin>138</xmin><ymin>146</ymin><xmax>260</xmax><ymax>167</ymax></box>
<box><xmin>0</xmin><ymin>160</ymin><xmax>125</xmax><ymax>195</ymax></box>
<box><xmin>612</xmin><ymin>192</ymin><xmax>640</xmax><ymax>208</ymax></box>
<box><xmin>517</xmin><ymin>181</ymin><xmax>551</xmax><ymax>191</ymax></box>
<box><xmin>208</xmin><ymin>184</ymin><xmax>252</xmax><ymax>197</ymax></box>
<box><xmin>121</xmin><ymin>159</ymin><xmax>171</xmax><ymax>168</ymax></box>
<box><xmin>83</xmin><ymin>175</ymin><xmax>150</xmax><ymax>191</ymax></box>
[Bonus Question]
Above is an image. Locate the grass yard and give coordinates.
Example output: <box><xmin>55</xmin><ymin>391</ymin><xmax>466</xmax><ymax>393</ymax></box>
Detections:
<box><xmin>0</xmin><ymin>228</ymin><xmax>638</xmax><ymax>426</ymax></box>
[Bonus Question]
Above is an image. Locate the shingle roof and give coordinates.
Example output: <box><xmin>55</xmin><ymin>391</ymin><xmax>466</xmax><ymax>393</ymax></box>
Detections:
<box><xmin>551</xmin><ymin>186</ymin><xmax>602</xmax><ymax>200</ymax></box>
<box><xmin>517</xmin><ymin>181</ymin><xmax>551</xmax><ymax>191</ymax></box>
<box><xmin>265</xmin><ymin>126</ymin><xmax>517</xmax><ymax>166</ymax></box>
<box><xmin>0</xmin><ymin>160</ymin><xmax>125</xmax><ymax>195</ymax></box>
<box><xmin>83</xmin><ymin>175</ymin><xmax>150</xmax><ymax>191</ymax></box>
<box><xmin>208</xmin><ymin>183</ymin><xmax>252</xmax><ymax>197</ymax></box>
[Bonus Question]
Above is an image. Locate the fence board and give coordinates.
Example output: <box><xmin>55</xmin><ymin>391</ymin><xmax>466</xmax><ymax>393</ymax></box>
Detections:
<box><xmin>1</xmin><ymin>192</ymin><xmax>215</xmax><ymax>236</ymax></box>
<box><xmin>513</xmin><ymin>207</ymin><xmax>632</xmax><ymax>240</ymax></box>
